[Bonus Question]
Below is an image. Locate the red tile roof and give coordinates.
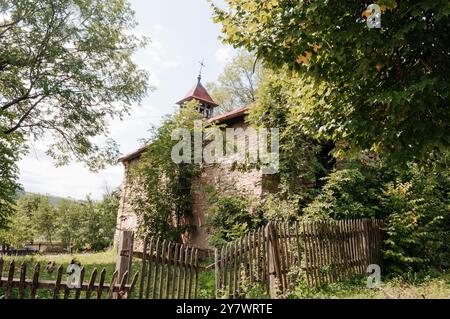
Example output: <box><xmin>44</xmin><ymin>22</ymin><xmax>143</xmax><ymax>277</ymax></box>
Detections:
<box><xmin>176</xmin><ymin>80</ymin><xmax>219</xmax><ymax>106</ymax></box>
<box><xmin>208</xmin><ymin>106</ymin><xmax>248</xmax><ymax>123</ymax></box>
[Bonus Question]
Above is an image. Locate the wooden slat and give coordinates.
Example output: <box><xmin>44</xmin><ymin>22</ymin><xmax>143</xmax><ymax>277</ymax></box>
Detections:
<box><xmin>305</xmin><ymin>222</ymin><xmax>314</xmax><ymax>286</ymax></box>
<box><xmin>217</xmin><ymin>246</ymin><xmax>222</xmax><ymax>298</ymax></box>
<box><xmin>30</xmin><ymin>263</ymin><xmax>40</xmax><ymax>299</ymax></box>
<box><xmin>164</xmin><ymin>242</ymin><xmax>172</xmax><ymax>299</ymax></box>
<box><xmin>300</xmin><ymin>222</ymin><xmax>309</xmax><ymax>286</ymax></box>
<box><xmin>320</xmin><ymin>221</ymin><xmax>328</xmax><ymax>284</ymax></box>
<box><xmin>158</xmin><ymin>240</ymin><xmax>167</xmax><ymax>299</ymax></box>
<box><xmin>239</xmin><ymin>237</ymin><xmax>245</xmax><ymax>297</ymax></box>
<box><xmin>139</xmin><ymin>235</ymin><xmax>148</xmax><ymax>298</ymax></box>
<box><xmin>18</xmin><ymin>262</ymin><xmax>27</xmax><ymax>299</ymax></box>
<box><xmin>97</xmin><ymin>268</ymin><xmax>106</xmax><ymax>299</ymax></box>
<box><xmin>262</xmin><ymin>226</ymin><xmax>269</xmax><ymax>290</ymax></box>
<box><xmin>151</xmin><ymin>237</ymin><xmax>160</xmax><ymax>299</ymax></box>
<box><xmin>314</xmin><ymin>221</ymin><xmax>323</xmax><ymax>286</ymax></box>
<box><xmin>182</xmin><ymin>246</ymin><xmax>188</xmax><ymax>299</ymax></box>
<box><xmin>194</xmin><ymin>249</ymin><xmax>199</xmax><ymax>299</ymax></box>
<box><xmin>253</xmin><ymin>230</ymin><xmax>259</xmax><ymax>282</ymax></box>
<box><xmin>5</xmin><ymin>261</ymin><xmax>15</xmax><ymax>299</ymax></box>
<box><xmin>330</xmin><ymin>221</ymin><xmax>337</xmax><ymax>282</ymax></box>
<box><xmin>214</xmin><ymin>248</ymin><xmax>219</xmax><ymax>298</ymax></box>
<box><xmin>354</xmin><ymin>220</ymin><xmax>360</xmax><ymax>274</ymax></box>
<box><xmin>351</xmin><ymin>220</ymin><xmax>358</xmax><ymax>275</ymax></box>
<box><xmin>232</xmin><ymin>241</ymin><xmax>238</xmax><ymax>299</ymax></box>
<box><xmin>285</xmin><ymin>222</ymin><xmax>293</xmax><ymax>287</ymax></box>
<box><xmin>323</xmin><ymin>222</ymin><xmax>331</xmax><ymax>283</ymax></box>
<box><xmin>341</xmin><ymin>220</ymin><xmax>350</xmax><ymax>279</ymax></box>
<box><xmin>188</xmin><ymin>247</ymin><xmax>194</xmax><ymax>299</ymax></box>
<box><xmin>85</xmin><ymin>268</ymin><xmax>97</xmax><ymax>299</ymax></box>
<box><xmin>227</xmin><ymin>243</ymin><xmax>232</xmax><ymax>298</ymax></box>
<box><xmin>344</xmin><ymin>220</ymin><xmax>352</xmax><ymax>277</ymax></box>
<box><xmin>307</xmin><ymin>222</ymin><xmax>316</xmax><ymax>286</ymax></box>
<box><xmin>118</xmin><ymin>271</ymin><xmax>129</xmax><ymax>299</ymax></box>
<box><xmin>357</xmin><ymin>219</ymin><xmax>365</xmax><ymax>274</ymax></box>
<box><xmin>286</xmin><ymin>222</ymin><xmax>293</xmax><ymax>268</ymax></box>
<box><xmin>145</xmin><ymin>237</ymin><xmax>155</xmax><ymax>299</ymax></box>
<box><xmin>74</xmin><ymin>267</ymin><xmax>85</xmax><ymax>299</ymax></box>
<box><xmin>247</xmin><ymin>233</ymin><xmax>254</xmax><ymax>283</ymax></box>
<box><xmin>294</xmin><ymin>221</ymin><xmax>301</xmax><ymax>267</ymax></box>
<box><xmin>107</xmin><ymin>270</ymin><xmax>118</xmax><ymax>298</ymax></box>
<box><xmin>221</xmin><ymin>246</ymin><xmax>226</xmax><ymax>297</ymax></box>
<box><xmin>356</xmin><ymin>220</ymin><xmax>362</xmax><ymax>274</ymax></box>
<box><xmin>171</xmin><ymin>243</ymin><xmax>179</xmax><ymax>298</ymax></box>
<box><xmin>52</xmin><ymin>265</ymin><xmax>63</xmax><ymax>299</ymax></box>
<box><xmin>278</xmin><ymin>222</ymin><xmax>288</xmax><ymax>291</ymax></box>
<box><xmin>324</xmin><ymin>221</ymin><xmax>332</xmax><ymax>284</ymax></box>
<box><xmin>176</xmin><ymin>244</ymin><xmax>183</xmax><ymax>299</ymax></box>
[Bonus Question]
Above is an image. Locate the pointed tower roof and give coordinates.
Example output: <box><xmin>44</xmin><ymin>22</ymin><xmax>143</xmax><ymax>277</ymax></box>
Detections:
<box><xmin>176</xmin><ymin>76</ymin><xmax>219</xmax><ymax>106</ymax></box>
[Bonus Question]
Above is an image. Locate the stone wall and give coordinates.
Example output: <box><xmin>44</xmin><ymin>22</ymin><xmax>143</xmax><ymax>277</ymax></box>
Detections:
<box><xmin>115</xmin><ymin>117</ymin><xmax>274</xmax><ymax>251</ymax></box>
<box><xmin>114</xmin><ymin>159</ymin><xmax>140</xmax><ymax>245</ymax></box>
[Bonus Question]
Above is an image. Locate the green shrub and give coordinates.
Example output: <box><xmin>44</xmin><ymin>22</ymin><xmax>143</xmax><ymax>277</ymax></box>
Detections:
<box><xmin>381</xmin><ymin>167</ymin><xmax>449</xmax><ymax>273</ymax></box>
<box><xmin>206</xmin><ymin>192</ymin><xmax>264</xmax><ymax>247</ymax></box>
<box><xmin>304</xmin><ymin>168</ymin><xmax>381</xmax><ymax>220</ymax></box>
<box><xmin>303</xmin><ymin>161</ymin><xmax>449</xmax><ymax>274</ymax></box>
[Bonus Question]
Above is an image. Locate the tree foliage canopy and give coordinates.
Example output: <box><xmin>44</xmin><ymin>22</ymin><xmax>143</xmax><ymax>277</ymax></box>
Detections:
<box><xmin>0</xmin><ymin>0</ymin><xmax>150</xmax><ymax>170</ymax></box>
<box><xmin>0</xmin><ymin>132</ymin><xmax>24</xmax><ymax>228</ymax></box>
<box><xmin>206</xmin><ymin>50</ymin><xmax>262</xmax><ymax>113</ymax></box>
<box><xmin>129</xmin><ymin>101</ymin><xmax>211</xmax><ymax>241</ymax></box>
<box><xmin>0</xmin><ymin>191</ymin><xmax>120</xmax><ymax>251</ymax></box>
<box><xmin>212</xmin><ymin>0</ymin><xmax>450</xmax><ymax>164</ymax></box>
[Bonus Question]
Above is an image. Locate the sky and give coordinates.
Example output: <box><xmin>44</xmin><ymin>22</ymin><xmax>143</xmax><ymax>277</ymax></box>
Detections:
<box><xmin>18</xmin><ymin>0</ymin><xmax>236</xmax><ymax>200</ymax></box>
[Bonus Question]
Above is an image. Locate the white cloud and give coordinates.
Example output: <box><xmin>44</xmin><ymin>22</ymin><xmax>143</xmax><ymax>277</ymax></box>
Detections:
<box><xmin>17</xmin><ymin>100</ymin><xmax>174</xmax><ymax>201</ymax></box>
<box><xmin>141</xmin><ymin>40</ymin><xmax>181</xmax><ymax>70</ymax></box>
<box><xmin>152</xmin><ymin>23</ymin><xmax>165</xmax><ymax>34</ymax></box>
<box><xmin>215</xmin><ymin>46</ymin><xmax>233</xmax><ymax>66</ymax></box>
<box><xmin>18</xmin><ymin>147</ymin><xmax>124</xmax><ymax>200</ymax></box>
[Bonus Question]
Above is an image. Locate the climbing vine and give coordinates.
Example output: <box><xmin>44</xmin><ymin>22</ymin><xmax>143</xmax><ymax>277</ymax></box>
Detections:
<box><xmin>129</xmin><ymin>101</ymin><xmax>212</xmax><ymax>241</ymax></box>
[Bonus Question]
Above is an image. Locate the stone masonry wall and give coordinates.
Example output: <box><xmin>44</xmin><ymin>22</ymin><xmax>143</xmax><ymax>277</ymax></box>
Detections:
<box><xmin>115</xmin><ymin>118</ymin><xmax>269</xmax><ymax>251</ymax></box>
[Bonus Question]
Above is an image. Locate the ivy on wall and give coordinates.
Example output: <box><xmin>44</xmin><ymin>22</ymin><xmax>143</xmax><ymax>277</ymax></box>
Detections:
<box><xmin>129</xmin><ymin>101</ymin><xmax>213</xmax><ymax>241</ymax></box>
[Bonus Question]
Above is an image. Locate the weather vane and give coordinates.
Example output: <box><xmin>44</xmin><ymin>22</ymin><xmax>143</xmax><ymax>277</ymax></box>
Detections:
<box><xmin>198</xmin><ymin>59</ymin><xmax>206</xmax><ymax>81</ymax></box>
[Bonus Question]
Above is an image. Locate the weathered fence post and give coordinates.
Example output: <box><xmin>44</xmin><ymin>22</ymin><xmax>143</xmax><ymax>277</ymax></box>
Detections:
<box><xmin>265</xmin><ymin>222</ymin><xmax>281</xmax><ymax>298</ymax></box>
<box><xmin>115</xmin><ymin>230</ymin><xmax>134</xmax><ymax>298</ymax></box>
<box><xmin>214</xmin><ymin>248</ymin><xmax>219</xmax><ymax>299</ymax></box>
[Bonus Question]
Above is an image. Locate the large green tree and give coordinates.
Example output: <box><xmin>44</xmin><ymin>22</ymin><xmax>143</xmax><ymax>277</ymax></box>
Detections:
<box><xmin>212</xmin><ymin>0</ymin><xmax>450</xmax><ymax>164</ymax></box>
<box><xmin>206</xmin><ymin>50</ymin><xmax>263</xmax><ymax>113</ymax></box>
<box><xmin>1</xmin><ymin>191</ymin><xmax>120</xmax><ymax>251</ymax></box>
<box><xmin>129</xmin><ymin>101</ymin><xmax>210</xmax><ymax>241</ymax></box>
<box><xmin>0</xmin><ymin>0</ymin><xmax>150</xmax><ymax>224</ymax></box>
<box><xmin>0</xmin><ymin>0</ymin><xmax>149</xmax><ymax>168</ymax></box>
<box><xmin>0</xmin><ymin>132</ymin><xmax>24</xmax><ymax>228</ymax></box>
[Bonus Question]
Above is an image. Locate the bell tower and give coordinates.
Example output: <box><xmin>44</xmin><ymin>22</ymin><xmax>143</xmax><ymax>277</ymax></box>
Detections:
<box><xmin>176</xmin><ymin>63</ymin><xmax>219</xmax><ymax>119</ymax></box>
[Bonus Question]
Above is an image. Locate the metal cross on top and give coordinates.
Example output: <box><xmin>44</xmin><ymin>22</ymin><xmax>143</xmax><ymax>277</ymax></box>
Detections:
<box><xmin>198</xmin><ymin>59</ymin><xmax>206</xmax><ymax>81</ymax></box>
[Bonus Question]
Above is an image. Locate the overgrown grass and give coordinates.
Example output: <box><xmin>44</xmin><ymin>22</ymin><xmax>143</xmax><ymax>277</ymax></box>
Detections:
<box><xmin>0</xmin><ymin>251</ymin><xmax>217</xmax><ymax>299</ymax></box>
<box><xmin>0</xmin><ymin>250</ymin><xmax>117</xmax><ymax>299</ymax></box>
<box><xmin>288</xmin><ymin>272</ymin><xmax>450</xmax><ymax>299</ymax></box>
<box><xmin>2</xmin><ymin>251</ymin><xmax>448</xmax><ymax>299</ymax></box>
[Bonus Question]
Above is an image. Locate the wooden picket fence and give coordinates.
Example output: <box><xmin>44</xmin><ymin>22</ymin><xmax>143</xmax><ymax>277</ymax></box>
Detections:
<box><xmin>0</xmin><ymin>258</ymin><xmax>138</xmax><ymax>299</ymax></box>
<box><xmin>214</xmin><ymin>226</ymin><xmax>268</xmax><ymax>299</ymax></box>
<box><xmin>215</xmin><ymin>219</ymin><xmax>384</xmax><ymax>298</ymax></box>
<box><xmin>134</xmin><ymin>236</ymin><xmax>200</xmax><ymax>299</ymax></box>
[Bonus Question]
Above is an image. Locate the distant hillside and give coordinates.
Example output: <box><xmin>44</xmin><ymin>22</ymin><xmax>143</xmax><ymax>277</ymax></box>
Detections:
<box><xmin>15</xmin><ymin>190</ymin><xmax>80</xmax><ymax>205</ymax></box>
